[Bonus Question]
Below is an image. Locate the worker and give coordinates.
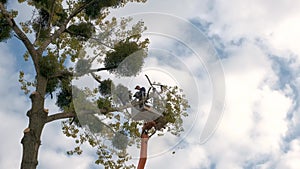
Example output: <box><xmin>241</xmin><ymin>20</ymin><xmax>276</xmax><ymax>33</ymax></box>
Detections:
<box><xmin>134</xmin><ymin>85</ymin><xmax>146</xmax><ymax>107</ymax></box>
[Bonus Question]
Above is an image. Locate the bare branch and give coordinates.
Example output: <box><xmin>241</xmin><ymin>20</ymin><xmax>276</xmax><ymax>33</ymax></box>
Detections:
<box><xmin>49</xmin><ymin>65</ymin><xmax>117</xmax><ymax>79</ymax></box>
<box><xmin>90</xmin><ymin>72</ymin><xmax>102</xmax><ymax>84</ymax></box>
<box><xmin>0</xmin><ymin>3</ymin><xmax>39</xmax><ymax>72</ymax></box>
<box><xmin>46</xmin><ymin>104</ymin><xmax>136</xmax><ymax>123</ymax></box>
<box><xmin>89</xmin><ymin>65</ymin><xmax>117</xmax><ymax>84</ymax></box>
<box><xmin>89</xmin><ymin>65</ymin><xmax>118</xmax><ymax>73</ymax></box>
<box><xmin>49</xmin><ymin>70</ymin><xmax>74</xmax><ymax>79</ymax></box>
<box><xmin>46</xmin><ymin>111</ymin><xmax>76</xmax><ymax>123</ymax></box>
<box><xmin>46</xmin><ymin>108</ymin><xmax>118</xmax><ymax>123</ymax></box>
<box><xmin>90</xmin><ymin>37</ymin><xmax>114</xmax><ymax>49</ymax></box>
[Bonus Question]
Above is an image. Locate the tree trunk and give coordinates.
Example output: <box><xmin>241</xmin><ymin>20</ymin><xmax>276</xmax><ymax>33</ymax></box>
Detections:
<box><xmin>20</xmin><ymin>76</ymin><xmax>48</xmax><ymax>169</ymax></box>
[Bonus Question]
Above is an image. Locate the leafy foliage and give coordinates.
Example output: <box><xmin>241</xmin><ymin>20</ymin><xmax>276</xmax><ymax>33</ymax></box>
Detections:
<box><xmin>32</xmin><ymin>0</ymin><xmax>51</xmax><ymax>7</ymax></box>
<box><xmin>56</xmin><ymin>79</ymin><xmax>72</xmax><ymax>110</ymax></box>
<box><xmin>0</xmin><ymin>13</ymin><xmax>11</xmax><ymax>41</ymax></box>
<box><xmin>83</xmin><ymin>0</ymin><xmax>123</xmax><ymax>19</ymax></box>
<box><xmin>113</xmin><ymin>84</ymin><xmax>132</xmax><ymax>105</ymax></box>
<box><xmin>39</xmin><ymin>55</ymin><xmax>59</xmax><ymax>78</ymax></box>
<box><xmin>75</xmin><ymin>59</ymin><xmax>91</xmax><ymax>75</ymax></box>
<box><xmin>38</xmin><ymin>53</ymin><xmax>64</xmax><ymax>94</ymax></box>
<box><xmin>67</xmin><ymin>22</ymin><xmax>95</xmax><ymax>40</ymax></box>
<box><xmin>104</xmin><ymin>40</ymin><xmax>148</xmax><ymax>76</ymax></box>
<box><xmin>112</xmin><ymin>131</ymin><xmax>129</xmax><ymax>150</ymax></box>
<box><xmin>78</xmin><ymin>114</ymin><xmax>104</xmax><ymax>133</ymax></box>
<box><xmin>56</xmin><ymin>87</ymin><xmax>72</xmax><ymax>109</ymax></box>
<box><xmin>32</xmin><ymin>8</ymin><xmax>51</xmax><ymax>41</ymax></box>
<box><xmin>99</xmin><ymin>78</ymin><xmax>114</xmax><ymax>96</ymax></box>
<box><xmin>1</xmin><ymin>0</ymin><xmax>191</xmax><ymax>168</ymax></box>
<box><xmin>18</xmin><ymin>71</ymin><xmax>34</xmax><ymax>95</ymax></box>
<box><xmin>97</xmin><ymin>97</ymin><xmax>113</xmax><ymax>113</ymax></box>
<box><xmin>156</xmin><ymin>86</ymin><xmax>189</xmax><ymax>135</ymax></box>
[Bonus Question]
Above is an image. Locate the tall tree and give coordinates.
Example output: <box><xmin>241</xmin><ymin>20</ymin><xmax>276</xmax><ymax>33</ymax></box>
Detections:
<box><xmin>0</xmin><ymin>0</ymin><xmax>189</xmax><ymax>169</ymax></box>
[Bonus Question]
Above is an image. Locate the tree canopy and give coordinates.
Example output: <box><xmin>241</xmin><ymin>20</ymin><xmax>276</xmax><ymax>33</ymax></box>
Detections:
<box><xmin>0</xmin><ymin>0</ymin><xmax>190</xmax><ymax>168</ymax></box>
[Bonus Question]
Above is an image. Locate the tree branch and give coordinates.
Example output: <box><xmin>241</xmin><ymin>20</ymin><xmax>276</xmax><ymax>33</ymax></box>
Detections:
<box><xmin>90</xmin><ymin>37</ymin><xmax>114</xmax><ymax>49</ymax></box>
<box><xmin>89</xmin><ymin>65</ymin><xmax>118</xmax><ymax>73</ymax></box>
<box><xmin>46</xmin><ymin>107</ymin><xmax>121</xmax><ymax>123</ymax></box>
<box><xmin>90</xmin><ymin>72</ymin><xmax>102</xmax><ymax>84</ymax></box>
<box><xmin>37</xmin><ymin>0</ymin><xmax>97</xmax><ymax>54</ymax></box>
<box><xmin>49</xmin><ymin>70</ymin><xmax>74</xmax><ymax>79</ymax></box>
<box><xmin>49</xmin><ymin>65</ymin><xmax>117</xmax><ymax>79</ymax></box>
<box><xmin>89</xmin><ymin>65</ymin><xmax>117</xmax><ymax>84</ymax></box>
<box><xmin>46</xmin><ymin>103</ymin><xmax>137</xmax><ymax>124</ymax></box>
<box><xmin>0</xmin><ymin>3</ymin><xmax>39</xmax><ymax>72</ymax></box>
<box><xmin>46</xmin><ymin>111</ymin><xmax>76</xmax><ymax>123</ymax></box>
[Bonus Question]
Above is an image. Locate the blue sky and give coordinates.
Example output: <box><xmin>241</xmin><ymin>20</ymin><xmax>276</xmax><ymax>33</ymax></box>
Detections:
<box><xmin>1</xmin><ymin>0</ymin><xmax>300</xmax><ymax>169</ymax></box>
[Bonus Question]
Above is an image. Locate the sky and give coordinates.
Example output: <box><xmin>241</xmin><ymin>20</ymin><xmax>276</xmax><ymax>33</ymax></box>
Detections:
<box><xmin>1</xmin><ymin>0</ymin><xmax>300</xmax><ymax>169</ymax></box>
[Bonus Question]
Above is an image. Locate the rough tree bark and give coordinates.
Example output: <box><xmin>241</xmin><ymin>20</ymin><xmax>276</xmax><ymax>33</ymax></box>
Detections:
<box><xmin>0</xmin><ymin>3</ymin><xmax>86</xmax><ymax>168</ymax></box>
<box><xmin>20</xmin><ymin>75</ymin><xmax>48</xmax><ymax>169</ymax></box>
<box><xmin>1</xmin><ymin>1</ymin><xmax>148</xmax><ymax>168</ymax></box>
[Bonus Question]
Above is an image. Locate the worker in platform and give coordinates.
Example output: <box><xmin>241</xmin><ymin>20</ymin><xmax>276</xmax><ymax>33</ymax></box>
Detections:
<box><xmin>134</xmin><ymin>85</ymin><xmax>146</xmax><ymax>107</ymax></box>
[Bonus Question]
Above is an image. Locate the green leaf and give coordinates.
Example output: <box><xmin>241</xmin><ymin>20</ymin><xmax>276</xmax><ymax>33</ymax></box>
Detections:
<box><xmin>0</xmin><ymin>13</ymin><xmax>12</xmax><ymax>42</ymax></box>
<box><xmin>104</xmin><ymin>41</ymin><xmax>147</xmax><ymax>77</ymax></box>
<box><xmin>99</xmin><ymin>78</ymin><xmax>114</xmax><ymax>96</ymax></box>
<box><xmin>67</xmin><ymin>22</ymin><xmax>95</xmax><ymax>40</ymax></box>
<box><xmin>112</xmin><ymin>131</ymin><xmax>129</xmax><ymax>150</ymax></box>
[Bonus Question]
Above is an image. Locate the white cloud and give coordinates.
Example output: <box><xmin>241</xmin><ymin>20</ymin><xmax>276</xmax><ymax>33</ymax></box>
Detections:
<box><xmin>146</xmin><ymin>143</ymin><xmax>210</xmax><ymax>169</ymax></box>
<box><xmin>0</xmin><ymin>45</ymin><xmax>28</xmax><ymax>168</ymax></box>
<box><xmin>197</xmin><ymin>41</ymin><xmax>291</xmax><ymax>169</ymax></box>
<box><xmin>275</xmin><ymin>139</ymin><xmax>300</xmax><ymax>169</ymax></box>
<box><xmin>0</xmin><ymin>111</ymin><xmax>24</xmax><ymax>169</ymax></box>
<box><xmin>38</xmin><ymin>149</ymin><xmax>94</xmax><ymax>169</ymax></box>
<box><xmin>143</xmin><ymin>35</ymin><xmax>295</xmax><ymax>169</ymax></box>
<box><xmin>110</xmin><ymin>0</ymin><xmax>209</xmax><ymax>18</ymax></box>
<box><xmin>2</xmin><ymin>0</ymin><xmax>300</xmax><ymax>169</ymax></box>
<box><xmin>268</xmin><ymin>15</ymin><xmax>300</xmax><ymax>57</ymax></box>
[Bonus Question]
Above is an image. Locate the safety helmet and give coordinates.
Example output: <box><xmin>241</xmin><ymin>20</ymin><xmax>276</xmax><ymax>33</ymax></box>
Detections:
<box><xmin>135</xmin><ymin>85</ymin><xmax>140</xmax><ymax>90</ymax></box>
